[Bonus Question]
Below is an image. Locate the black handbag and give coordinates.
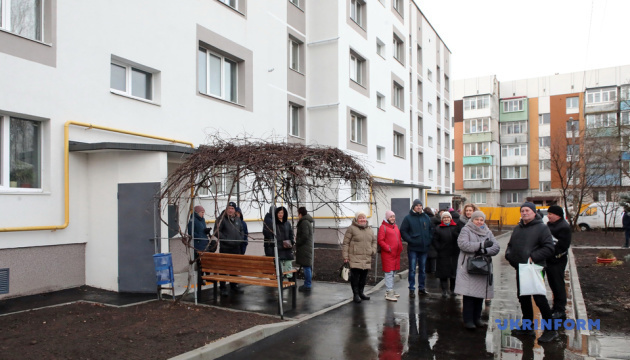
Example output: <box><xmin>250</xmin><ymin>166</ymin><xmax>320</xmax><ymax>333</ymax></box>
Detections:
<box><xmin>467</xmin><ymin>255</ymin><xmax>491</xmax><ymax>275</ymax></box>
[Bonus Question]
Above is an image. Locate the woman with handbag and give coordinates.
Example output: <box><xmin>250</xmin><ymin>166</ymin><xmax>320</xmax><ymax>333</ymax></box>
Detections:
<box><xmin>454</xmin><ymin>211</ymin><xmax>500</xmax><ymax>329</ymax></box>
<box><xmin>343</xmin><ymin>211</ymin><xmax>377</xmax><ymax>303</ymax></box>
<box><xmin>432</xmin><ymin>211</ymin><xmax>460</xmax><ymax>298</ymax></box>
<box><xmin>377</xmin><ymin>210</ymin><xmax>403</xmax><ymax>301</ymax></box>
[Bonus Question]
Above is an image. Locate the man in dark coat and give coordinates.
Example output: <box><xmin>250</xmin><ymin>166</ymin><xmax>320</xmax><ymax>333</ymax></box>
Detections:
<box><xmin>295</xmin><ymin>207</ymin><xmax>315</xmax><ymax>291</ymax></box>
<box><xmin>400</xmin><ymin>199</ymin><xmax>434</xmax><ymax>297</ymax></box>
<box><xmin>623</xmin><ymin>209</ymin><xmax>630</xmax><ymax>248</ymax></box>
<box><xmin>214</xmin><ymin>201</ymin><xmax>244</xmax><ymax>295</ymax></box>
<box><xmin>187</xmin><ymin>205</ymin><xmax>210</xmax><ymax>252</ymax></box>
<box><xmin>505</xmin><ymin>202</ymin><xmax>557</xmax><ymax>342</ymax></box>
<box><xmin>263</xmin><ymin>206</ymin><xmax>275</xmax><ymax>257</ymax></box>
<box><xmin>546</xmin><ymin>205</ymin><xmax>571</xmax><ymax>320</ymax></box>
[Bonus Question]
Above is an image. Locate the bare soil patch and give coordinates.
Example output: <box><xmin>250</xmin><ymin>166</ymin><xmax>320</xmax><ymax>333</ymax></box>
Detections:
<box><xmin>573</xmin><ymin>247</ymin><xmax>630</xmax><ymax>334</ymax></box>
<box><xmin>0</xmin><ymin>301</ymin><xmax>280</xmax><ymax>360</ymax></box>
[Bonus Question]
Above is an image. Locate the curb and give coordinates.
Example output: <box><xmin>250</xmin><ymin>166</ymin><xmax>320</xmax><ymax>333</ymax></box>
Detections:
<box><xmin>567</xmin><ymin>247</ymin><xmax>597</xmax><ymax>357</ymax></box>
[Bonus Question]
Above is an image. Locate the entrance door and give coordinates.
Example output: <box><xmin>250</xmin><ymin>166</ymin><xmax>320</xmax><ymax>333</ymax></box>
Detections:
<box><xmin>391</xmin><ymin>198</ymin><xmax>410</xmax><ymax>228</ymax></box>
<box><xmin>118</xmin><ymin>182</ymin><xmax>161</xmax><ymax>293</ymax></box>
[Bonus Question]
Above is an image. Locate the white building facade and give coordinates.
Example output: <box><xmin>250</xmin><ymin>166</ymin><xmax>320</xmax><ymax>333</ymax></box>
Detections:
<box><xmin>0</xmin><ymin>0</ymin><xmax>452</xmax><ymax>298</ymax></box>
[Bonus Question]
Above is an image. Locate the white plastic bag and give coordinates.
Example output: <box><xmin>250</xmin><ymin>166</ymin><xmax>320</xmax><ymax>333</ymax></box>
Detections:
<box><xmin>518</xmin><ymin>260</ymin><xmax>546</xmax><ymax>296</ymax></box>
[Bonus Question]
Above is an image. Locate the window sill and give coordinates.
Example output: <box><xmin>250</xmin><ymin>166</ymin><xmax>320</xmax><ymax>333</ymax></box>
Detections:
<box><xmin>216</xmin><ymin>1</ymin><xmax>246</xmax><ymax>17</ymax></box>
<box><xmin>377</xmin><ymin>106</ymin><xmax>385</xmax><ymax>112</ymax></box>
<box><xmin>350</xmin><ymin>79</ymin><xmax>366</xmax><ymax>89</ymax></box>
<box><xmin>393</xmin><ymin>155</ymin><xmax>405</xmax><ymax>159</ymax></box>
<box><xmin>289</xmin><ymin>134</ymin><xmax>305</xmax><ymax>140</ymax></box>
<box><xmin>0</xmin><ymin>28</ymin><xmax>53</xmax><ymax>47</ymax></box>
<box><xmin>393</xmin><ymin>105</ymin><xmax>404</xmax><ymax>112</ymax></box>
<box><xmin>394</xmin><ymin>57</ymin><xmax>405</xmax><ymax>67</ymax></box>
<box><xmin>376</xmin><ymin>160</ymin><xmax>386</xmax><ymax>164</ymax></box>
<box><xmin>0</xmin><ymin>188</ymin><xmax>46</xmax><ymax>194</ymax></box>
<box><xmin>110</xmin><ymin>90</ymin><xmax>160</xmax><ymax>106</ymax></box>
<box><xmin>350</xmin><ymin>140</ymin><xmax>367</xmax><ymax>147</ymax></box>
<box><xmin>377</xmin><ymin>53</ymin><xmax>386</xmax><ymax>60</ymax></box>
<box><xmin>350</xmin><ymin>19</ymin><xmax>366</xmax><ymax>32</ymax></box>
<box><xmin>198</xmin><ymin>91</ymin><xmax>245</xmax><ymax>108</ymax></box>
<box><xmin>289</xmin><ymin>1</ymin><xmax>304</xmax><ymax>12</ymax></box>
<box><xmin>289</xmin><ymin>67</ymin><xmax>305</xmax><ymax>76</ymax></box>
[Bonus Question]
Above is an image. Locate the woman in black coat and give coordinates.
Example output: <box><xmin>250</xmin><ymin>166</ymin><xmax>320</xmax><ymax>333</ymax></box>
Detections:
<box><xmin>432</xmin><ymin>211</ymin><xmax>460</xmax><ymax>297</ymax></box>
<box><xmin>274</xmin><ymin>206</ymin><xmax>295</xmax><ymax>278</ymax></box>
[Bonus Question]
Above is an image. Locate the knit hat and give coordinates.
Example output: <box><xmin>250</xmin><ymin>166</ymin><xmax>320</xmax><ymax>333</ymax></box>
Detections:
<box><xmin>441</xmin><ymin>212</ymin><xmax>452</xmax><ymax>219</ymax></box>
<box><xmin>355</xmin><ymin>211</ymin><xmax>367</xmax><ymax>220</ymax></box>
<box><xmin>412</xmin><ymin>199</ymin><xmax>423</xmax><ymax>209</ymax></box>
<box><xmin>385</xmin><ymin>210</ymin><xmax>395</xmax><ymax>219</ymax></box>
<box><xmin>547</xmin><ymin>205</ymin><xmax>564</xmax><ymax>217</ymax></box>
<box><xmin>471</xmin><ymin>211</ymin><xmax>486</xmax><ymax>220</ymax></box>
<box><xmin>520</xmin><ymin>202</ymin><xmax>537</xmax><ymax>213</ymax></box>
<box><xmin>193</xmin><ymin>205</ymin><xmax>205</xmax><ymax>213</ymax></box>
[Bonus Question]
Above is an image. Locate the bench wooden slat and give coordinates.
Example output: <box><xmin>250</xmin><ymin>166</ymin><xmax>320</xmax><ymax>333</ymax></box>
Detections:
<box><xmin>201</xmin><ymin>268</ymin><xmax>278</xmax><ymax>279</ymax></box>
<box><xmin>202</xmin><ymin>274</ymin><xmax>295</xmax><ymax>288</ymax></box>
<box><xmin>201</xmin><ymin>259</ymin><xmax>276</xmax><ymax>272</ymax></box>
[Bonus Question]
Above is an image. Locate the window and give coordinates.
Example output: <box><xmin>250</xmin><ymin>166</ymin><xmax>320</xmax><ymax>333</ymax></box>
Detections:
<box><xmin>539</xmin><ymin>113</ymin><xmax>550</xmax><ymax>125</ymax></box>
<box><xmin>470</xmin><ymin>193</ymin><xmax>486</xmax><ymax>204</ymax></box>
<box><xmin>110</xmin><ymin>61</ymin><xmax>154</xmax><ymax>101</ymax></box>
<box><xmin>464</xmin><ymin>142</ymin><xmax>490</xmax><ymax>156</ymax></box>
<box><xmin>464</xmin><ymin>165</ymin><xmax>491</xmax><ymax>180</ymax></box>
<box><xmin>500</xmin><ymin>121</ymin><xmax>527</xmax><ymax>135</ymax></box>
<box><xmin>464</xmin><ymin>95</ymin><xmax>490</xmax><ymax>110</ymax></box>
<box><xmin>351</xmin><ymin>181</ymin><xmax>366</xmax><ymax>201</ymax></box>
<box><xmin>417</xmin><ymin>80</ymin><xmax>423</xmax><ymax>109</ymax></box>
<box><xmin>392</xmin><ymin>0</ymin><xmax>403</xmax><ymax>15</ymax></box>
<box><xmin>289</xmin><ymin>0</ymin><xmax>300</xmax><ymax>7</ymax></box>
<box><xmin>428</xmin><ymin>136</ymin><xmax>433</xmax><ymax>148</ymax></box>
<box><xmin>376</xmin><ymin>38</ymin><xmax>385</xmax><ymax>57</ymax></box>
<box><xmin>376</xmin><ymin>146</ymin><xmax>385</xmax><ymax>162</ymax></box>
<box><xmin>566</xmin><ymin>97</ymin><xmax>579</xmax><ymax>114</ymax></box>
<box><xmin>350</xmin><ymin>53</ymin><xmax>365</xmax><ymax>85</ymax></box>
<box><xmin>1</xmin><ymin>117</ymin><xmax>42</xmax><ymax>189</ymax></box>
<box><xmin>377</xmin><ymin>93</ymin><xmax>385</xmax><ymax>110</ymax></box>
<box><xmin>350</xmin><ymin>0</ymin><xmax>364</xmax><ymax>27</ymax></box>
<box><xmin>464</xmin><ymin>118</ymin><xmax>491</xmax><ymax>134</ymax></box>
<box><xmin>351</xmin><ymin>113</ymin><xmax>365</xmax><ymax>144</ymax></box>
<box><xmin>539</xmin><ymin>159</ymin><xmax>551</xmax><ymax>170</ymax></box>
<box><xmin>289</xmin><ymin>39</ymin><xmax>300</xmax><ymax>71</ymax></box>
<box><xmin>0</xmin><ymin>0</ymin><xmax>42</xmax><ymax>41</ymax></box>
<box><xmin>539</xmin><ymin>181</ymin><xmax>551</xmax><ymax>192</ymax></box>
<box><xmin>539</xmin><ymin>136</ymin><xmax>550</xmax><ymax>147</ymax></box>
<box><xmin>501</xmin><ymin>144</ymin><xmax>528</xmax><ymax>157</ymax></box>
<box><xmin>393</xmin><ymin>34</ymin><xmax>404</xmax><ymax>63</ymax></box>
<box><xmin>393</xmin><ymin>82</ymin><xmax>403</xmax><ymax>109</ymax></box>
<box><xmin>503</xmin><ymin>99</ymin><xmax>524</xmax><ymax>112</ymax></box>
<box><xmin>219</xmin><ymin>0</ymin><xmax>237</xmax><ymax>9</ymax></box>
<box><xmin>428</xmin><ymin>169</ymin><xmax>434</xmax><ymax>180</ymax></box>
<box><xmin>444</xmin><ymin>105</ymin><xmax>450</xmax><ymax>125</ymax></box>
<box><xmin>417</xmin><ymin>46</ymin><xmax>422</xmax><ymax>68</ymax></box>
<box><xmin>566</xmin><ymin>119</ymin><xmax>579</xmax><ymax>137</ymax></box>
<box><xmin>289</xmin><ymin>104</ymin><xmax>301</xmax><ymax>137</ymax></box>
<box><xmin>444</xmin><ymin>74</ymin><xmax>449</xmax><ymax>92</ymax></box>
<box><xmin>506</xmin><ymin>192</ymin><xmax>523</xmax><ymax>204</ymax></box>
<box><xmin>427</xmin><ymin>69</ymin><xmax>433</xmax><ymax>82</ymax></box>
<box><xmin>198</xmin><ymin>47</ymin><xmax>237</xmax><ymax>103</ymax></box>
<box><xmin>393</xmin><ymin>132</ymin><xmax>404</xmax><ymax>157</ymax></box>
<box><xmin>427</xmin><ymin>102</ymin><xmax>432</xmax><ymax>114</ymax></box>
<box><xmin>567</xmin><ymin>144</ymin><xmax>580</xmax><ymax>160</ymax></box>
<box><xmin>586</xmin><ymin>113</ymin><xmax>617</xmax><ymax>128</ymax></box>
<box><xmin>586</xmin><ymin>87</ymin><xmax>617</xmax><ymax>104</ymax></box>
<box><xmin>501</xmin><ymin>166</ymin><xmax>528</xmax><ymax>179</ymax></box>
<box><xmin>436</xmin><ymin>66</ymin><xmax>441</xmax><ymax>86</ymax></box>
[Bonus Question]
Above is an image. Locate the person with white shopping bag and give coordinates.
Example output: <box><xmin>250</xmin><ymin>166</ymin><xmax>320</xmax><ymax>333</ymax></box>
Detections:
<box><xmin>505</xmin><ymin>202</ymin><xmax>557</xmax><ymax>343</ymax></box>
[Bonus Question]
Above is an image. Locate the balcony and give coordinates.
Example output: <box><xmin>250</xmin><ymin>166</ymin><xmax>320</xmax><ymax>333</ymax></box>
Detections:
<box><xmin>462</xmin><ymin>156</ymin><xmax>493</xmax><ymax>166</ymax></box>
<box><xmin>463</xmin><ymin>179</ymin><xmax>492</xmax><ymax>190</ymax></box>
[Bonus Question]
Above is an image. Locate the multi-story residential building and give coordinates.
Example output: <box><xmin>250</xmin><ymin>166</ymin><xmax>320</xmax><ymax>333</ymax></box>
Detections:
<box><xmin>0</xmin><ymin>1</ymin><xmax>452</xmax><ymax>298</ymax></box>
<box><xmin>454</xmin><ymin>65</ymin><xmax>630</xmax><ymax>208</ymax></box>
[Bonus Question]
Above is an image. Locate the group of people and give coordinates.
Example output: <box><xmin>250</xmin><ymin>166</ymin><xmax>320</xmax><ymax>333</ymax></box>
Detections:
<box><xmin>341</xmin><ymin>199</ymin><xmax>571</xmax><ymax>343</ymax></box>
<box><xmin>187</xmin><ymin>202</ymin><xmax>315</xmax><ymax>295</ymax></box>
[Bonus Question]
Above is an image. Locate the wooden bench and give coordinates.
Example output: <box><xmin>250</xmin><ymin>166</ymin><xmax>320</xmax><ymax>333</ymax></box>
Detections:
<box><xmin>486</xmin><ymin>219</ymin><xmax>502</xmax><ymax>230</ymax></box>
<box><xmin>199</xmin><ymin>252</ymin><xmax>297</xmax><ymax>312</ymax></box>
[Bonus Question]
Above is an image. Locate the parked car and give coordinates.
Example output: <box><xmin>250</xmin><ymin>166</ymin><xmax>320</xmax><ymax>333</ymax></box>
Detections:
<box><xmin>575</xmin><ymin>202</ymin><xmax>624</xmax><ymax>231</ymax></box>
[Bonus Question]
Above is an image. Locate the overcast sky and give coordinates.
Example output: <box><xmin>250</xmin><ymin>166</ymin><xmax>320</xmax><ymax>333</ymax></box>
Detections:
<box><xmin>417</xmin><ymin>0</ymin><xmax>630</xmax><ymax>81</ymax></box>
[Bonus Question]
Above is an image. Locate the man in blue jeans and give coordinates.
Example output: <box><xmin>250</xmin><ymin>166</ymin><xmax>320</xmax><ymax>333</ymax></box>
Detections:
<box><xmin>400</xmin><ymin>199</ymin><xmax>434</xmax><ymax>298</ymax></box>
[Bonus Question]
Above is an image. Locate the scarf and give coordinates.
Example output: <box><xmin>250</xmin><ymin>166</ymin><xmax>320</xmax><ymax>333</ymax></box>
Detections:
<box><xmin>464</xmin><ymin>218</ymin><xmax>491</xmax><ymax>237</ymax></box>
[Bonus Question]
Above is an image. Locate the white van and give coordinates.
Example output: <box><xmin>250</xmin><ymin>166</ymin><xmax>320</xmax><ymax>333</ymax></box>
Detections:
<box><xmin>576</xmin><ymin>202</ymin><xmax>625</xmax><ymax>231</ymax></box>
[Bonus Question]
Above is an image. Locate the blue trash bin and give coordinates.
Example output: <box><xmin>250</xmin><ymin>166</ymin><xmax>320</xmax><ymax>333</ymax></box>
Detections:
<box><xmin>153</xmin><ymin>253</ymin><xmax>174</xmax><ymax>286</ymax></box>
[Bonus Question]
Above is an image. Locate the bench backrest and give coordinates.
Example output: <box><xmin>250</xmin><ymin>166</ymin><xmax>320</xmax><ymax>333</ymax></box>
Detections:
<box><xmin>200</xmin><ymin>253</ymin><xmax>278</xmax><ymax>280</ymax></box>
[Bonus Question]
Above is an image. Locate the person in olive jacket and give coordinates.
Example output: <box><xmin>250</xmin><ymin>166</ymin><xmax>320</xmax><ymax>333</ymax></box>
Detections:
<box><xmin>432</xmin><ymin>211</ymin><xmax>460</xmax><ymax>298</ymax></box>
<box><xmin>400</xmin><ymin>199</ymin><xmax>434</xmax><ymax>298</ymax></box>
<box><xmin>378</xmin><ymin>210</ymin><xmax>403</xmax><ymax>301</ymax></box>
<box><xmin>295</xmin><ymin>207</ymin><xmax>314</xmax><ymax>292</ymax></box>
<box><xmin>546</xmin><ymin>205</ymin><xmax>571</xmax><ymax>320</ymax></box>
<box><xmin>343</xmin><ymin>211</ymin><xmax>377</xmax><ymax>303</ymax></box>
<box><xmin>505</xmin><ymin>202</ymin><xmax>557</xmax><ymax>343</ymax></box>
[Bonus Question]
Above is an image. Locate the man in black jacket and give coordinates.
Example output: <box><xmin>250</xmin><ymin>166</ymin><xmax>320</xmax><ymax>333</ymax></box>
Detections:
<box><xmin>546</xmin><ymin>205</ymin><xmax>571</xmax><ymax>320</ymax></box>
<box><xmin>505</xmin><ymin>202</ymin><xmax>557</xmax><ymax>342</ymax></box>
<box><xmin>214</xmin><ymin>201</ymin><xmax>244</xmax><ymax>296</ymax></box>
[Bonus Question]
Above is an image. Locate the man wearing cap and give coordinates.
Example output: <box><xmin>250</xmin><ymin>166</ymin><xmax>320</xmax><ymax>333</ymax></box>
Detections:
<box><xmin>546</xmin><ymin>205</ymin><xmax>571</xmax><ymax>320</ymax></box>
<box><xmin>400</xmin><ymin>199</ymin><xmax>434</xmax><ymax>297</ymax></box>
<box><xmin>214</xmin><ymin>202</ymin><xmax>245</xmax><ymax>295</ymax></box>
<box><xmin>505</xmin><ymin>202</ymin><xmax>557</xmax><ymax>342</ymax></box>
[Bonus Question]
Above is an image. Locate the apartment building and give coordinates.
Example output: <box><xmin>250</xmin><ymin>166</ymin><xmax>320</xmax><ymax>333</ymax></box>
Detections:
<box><xmin>454</xmin><ymin>65</ymin><xmax>630</xmax><ymax>208</ymax></box>
<box><xmin>0</xmin><ymin>0</ymin><xmax>451</xmax><ymax>298</ymax></box>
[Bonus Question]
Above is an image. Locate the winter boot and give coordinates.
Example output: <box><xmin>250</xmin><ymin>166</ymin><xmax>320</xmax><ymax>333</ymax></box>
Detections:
<box><xmin>353</xmin><ymin>287</ymin><xmax>362</xmax><ymax>303</ymax></box>
<box><xmin>450</xmin><ymin>278</ymin><xmax>456</xmax><ymax>296</ymax></box>
<box><xmin>385</xmin><ymin>290</ymin><xmax>398</xmax><ymax>302</ymax></box>
<box><xmin>440</xmin><ymin>279</ymin><xmax>449</xmax><ymax>298</ymax></box>
<box><xmin>358</xmin><ymin>286</ymin><xmax>370</xmax><ymax>300</ymax></box>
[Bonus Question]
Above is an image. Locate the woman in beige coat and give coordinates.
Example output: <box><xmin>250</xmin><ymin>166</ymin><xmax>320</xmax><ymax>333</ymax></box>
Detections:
<box><xmin>343</xmin><ymin>211</ymin><xmax>377</xmax><ymax>303</ymax></box>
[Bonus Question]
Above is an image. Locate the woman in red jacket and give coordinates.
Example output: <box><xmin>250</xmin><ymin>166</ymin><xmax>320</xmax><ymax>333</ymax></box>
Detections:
<box><xmin>378</xmin><ymin>210</ymin><xmax>403</xmax><ymax>302</ymax></box>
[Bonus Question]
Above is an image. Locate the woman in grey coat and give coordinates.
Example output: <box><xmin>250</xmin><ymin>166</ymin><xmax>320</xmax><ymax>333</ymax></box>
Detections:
<box><xmin>454</xmin><ymin>211</ymin><xmax>500</xmax><ymax>329</ymax></box>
